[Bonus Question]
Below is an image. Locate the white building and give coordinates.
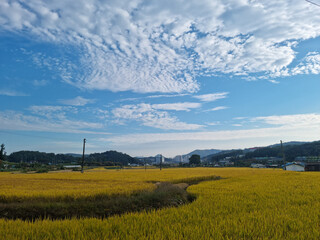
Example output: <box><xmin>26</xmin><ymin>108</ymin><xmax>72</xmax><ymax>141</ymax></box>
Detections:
<box><xmin>251</xmin><ymin>163</ymin><xmax>266</xmax><ymax>168</ymax></box>
<box><xmin>285</xmin><ymin>162</ymin><xmax>305</xmax><ymax>172</ymax></box>
<box><xmin>155</xmin><ymin>154</ymin><xmax>165</xmax><ymax>164</ymax></box>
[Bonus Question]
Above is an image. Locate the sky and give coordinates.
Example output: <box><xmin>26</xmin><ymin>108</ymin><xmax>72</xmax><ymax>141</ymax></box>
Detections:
<box><xmin>1</xmin><ymin>0</ymin><xmax>320</xmax><ymax>157</ymax></box>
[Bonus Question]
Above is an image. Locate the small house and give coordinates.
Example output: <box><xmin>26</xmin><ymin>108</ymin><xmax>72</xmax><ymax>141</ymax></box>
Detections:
<box><xmin>284</xmin><ymin>162</ymin><xmax>305</xmax><ymax>172</ymax></box>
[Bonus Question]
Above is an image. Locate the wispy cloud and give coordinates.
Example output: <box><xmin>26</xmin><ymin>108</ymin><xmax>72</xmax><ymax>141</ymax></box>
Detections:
<box><xmin>33</xmin><ymin>79</ymin><xmax>48</xmax><ymax>87</ymax></box>
<box><xmin>0</xmin><ymin>89</ymin><xmax>28</xmax><ymax>96</ymax></box>
<box><xmin>98</xmin><ymin>115</ymin><xmax>320</xmax><ymax>146</ymax></box>
<box><xmin>272</xmin><ymin>52</ymin><xmax>320</xmax><ymax>78</ymax></box>
<box><xmin>204</xmin><ymin>106</ymin><xmax>228</xmax><ymax>112</ymax></box>
<box><xmin>0</xmin><ymin>110</ymin><xmax>106</xmax><ymax>134</ymax></box>
<box><xmin>252</xmin><ymin>113</ymin><xmax>320</xmax><ymax>127</ymax></box>
<box><xmin>29</xmin><ymin>105</ymin><xmax>76</xmax><ymax>120</ymax></box>
<box><xmin>112</xmin><ymin>103</ymin><xmax>203</xmax><ymax>130</ymax></box>
<box><xmin>95</xmin><ymin>113</ymin><xmax>320</xmax><ymax>154</ymax></box>
<box><xmin>59</xmin><ymin>96</ymin><xmax>96</xmax><ymax>106</ymax></box>
<box><xmin>194</xmin><ymin>92</ymin><xmax>229</xmax><ymax>102</ymax></box>
<box><xmin>268</xmin><ymin>79</ymin><xmax>279</xmax><ymax>84</ymax></box>
<box><xmin>152</xmin><ymin>102</ymin><xmax>201</xmax><ymax>111</ymax></box>
<box><xmin>233</xmin><ymin>117</ymin><xmax>247</xmax><ymax>120</ymax></box>
<box><xmin>206</xmin><ymin>121</ymin><xmax>220</xmax><ymax>126</ymax></box>
<box><xmin>146</xmin><ymin>94</ymin><xmax>189</xmax><ymax>99</ymax></box>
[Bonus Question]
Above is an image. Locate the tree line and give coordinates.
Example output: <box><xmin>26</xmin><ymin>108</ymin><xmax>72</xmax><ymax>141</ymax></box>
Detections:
<box><xmin>4</xmin><ymin>148</ymin><xmax>140</xmax><ymax>166</ymax></box>
<box><xmin>208</xmin><ymin>141</ymin><xmax>320</xmax><ymax>163</ymax></box>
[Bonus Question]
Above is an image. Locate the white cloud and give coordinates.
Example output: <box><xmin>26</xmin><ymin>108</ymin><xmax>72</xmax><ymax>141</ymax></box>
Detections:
<box><xmin>97</xmin><ymin>124</ymin><xmax>319</xmax><ymax>146</ymax></box>
<box><xmin>205</xmin><ymin>106</ymin><xmax>228</xmax><ymax>112</ymax></box>
<box><xmin>252</xmin><ymin>113</ymin><xmax>320</xmax><ymax>127</ymax></box>
<box><xmin>206</xmin><ymin>121</ymin><xmax>220</xmax><ymax>126</ymax></box>
<box><xmin>2</xmin><ymin>1</ymin><xmax>320</xmax><ymax>93</ymax></box>
<box><xmin>33</xmin><ymin>79</ymin><xmax>48</xmax><ymax>87</ymax></box>
<box><xmin>112</xmin><ymin>103</ymin><xmax>203</xmax><ymax>130</ymax></box>
<box><xmin>146</xmin><ymin>94</ymin><xmax>189</xmax><ymax>99</ymax></box>
<box><xmin>291</xmin><ymin>52</ymin><xmax>320</xmax><ymax>75</ymax></box>
<box><xmin>0</xmin><ymin>110</ymin><xmax>105</xmax><ymax>134</ymax></box>
<box><xmin>96</xmin><ymin>112</ymin><xmax>320</xmax><ymax>156</ymax></box>
<box><xmin>59</xmin><ymin>96</ymin><xmax>96</xmax><ymax>106</ymax></box>
<box><xmin>268</xmin><ymin>79</ymin><xmax>279</xmax><ymax>84</ymax></box>
<box><xmin>152</xmin><ymin>102</ymin><xmax>201</xmax><ymax>111</ymax></box>
<box><xmin>98</xmin><ymin>111</ymin><xmax>320</xmax><ymax>146</ymax></box>
<box><xmin>272</xmin><ymin>52</ymin><xmax>320</xmax><ymax>78</ymax></box>
<box><xmin>194</xmin><ymin>92</ymin><xmax>229</xmax><ymax>102</ymax></box>
<box><xmin>233</xmin><ymin>117</ymin><xmax>247</xmax><ymax>120</ymax></box>
<box><xmin>0</xmin><ymin>89</ymin><xmax>28</xmax><ymax>96</ymax></box>
<box><xmin>28</xmin><ymin>105</ymin><xmax>76</xmax><ymax>120</ymax></box>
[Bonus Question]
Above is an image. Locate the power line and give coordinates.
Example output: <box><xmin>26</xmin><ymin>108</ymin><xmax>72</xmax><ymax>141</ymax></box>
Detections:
<box><xmin>306</xmin><ymin>0</ymin><xmax>320</xmax><ymax>7</ymax></box>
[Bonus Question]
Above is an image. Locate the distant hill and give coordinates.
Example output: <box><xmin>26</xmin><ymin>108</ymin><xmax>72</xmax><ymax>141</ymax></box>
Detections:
<box><xmin>173</xmin><ymin>149</ymin><xmax>221</xmax><ymax>163</ymax></box>
<box><xmin>87</xmin><ymin>150</ymin><xmax>140</xmax><ymax>165</ymax></box>
<box><xmin>187</xmin><ymin>149</ymin><xmax>221</xmax><ymax>158</ymax></box>
<box><xmin>195</xmin><ymin>141</ymin><xmax>315</xmax><ymax>163</ymax></box>
<box><xmin>202</xmin><ymin>149</ymin><xmax>243</xmax><ymax>162</ymax></box>
<box><xmin>8</xmin><ymin>151</ymin><xmax>79</xmax><ymax>164</ymax></box>
<box><xmin>245</xmin><ymin>140</ymin><xmax>320</xmax><ymax>161</ymax></box>
<box><xmin>267</xmin><ymin>141</ymin><xmax>308</xmax><ymax>148</ymax></box>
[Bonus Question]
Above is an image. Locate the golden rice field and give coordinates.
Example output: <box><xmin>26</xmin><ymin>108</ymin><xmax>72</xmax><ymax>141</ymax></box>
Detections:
<box><xmin>1</xmin><ymin>167</ymin><xmax>320</xmax><ymax>239</ymax></box>
<box><xmin>0</xmin><ymin>167</ymin><xmax>228</xmax><ymax>201</ymax></box>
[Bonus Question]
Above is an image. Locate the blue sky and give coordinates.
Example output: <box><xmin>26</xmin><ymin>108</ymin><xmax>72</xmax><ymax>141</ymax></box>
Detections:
<box><xmin>1</xmin><ymin>0</ymin><xmax>320</xmax><ymax>157</ymax></box>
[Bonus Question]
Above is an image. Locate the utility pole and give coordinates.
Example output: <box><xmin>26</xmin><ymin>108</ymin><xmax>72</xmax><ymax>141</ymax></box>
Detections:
<box><xmin>280</xmin><ymin>140</ymin><xmax>286</xmax><ymax>169</ymax></box>
<box><xmin>144</xmin><ymin>159</ymin><xmax>147</xmax><ymax>171</ymax></box>
<box><xmin>81</xmin><ymin>138</ymin><xmax>86</xmax><ymax>173</ymax></box>
<box><xmin>160</xmin><ymin>154</ymin><xmax>162</xmax><ymax>171</ymax></box>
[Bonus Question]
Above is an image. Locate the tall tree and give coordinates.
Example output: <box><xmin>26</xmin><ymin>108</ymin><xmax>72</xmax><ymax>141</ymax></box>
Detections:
<box><xmin>0</xmin><ymin>144</ymin><xmax>5</xmax><ymax>168</ymax></box>
<box><xmin>189</xmin><ymin>154</ymin><xmax>201</xmax><ymax>165</ymax></box>
<box><xmin>0</xmin><ymin>144</ymin><xmax>5</xmax><ymax>160</ymax></box>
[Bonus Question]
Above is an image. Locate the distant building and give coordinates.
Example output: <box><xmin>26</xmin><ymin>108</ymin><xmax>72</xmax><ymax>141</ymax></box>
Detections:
<box><xmin>285</xmin><ymin>162</ymin><xmax>305</xmax><ymax>172</ymax></box>
<box><xmin>128</xmin><ymin>163</ymin><xmax>139</xmax><ymax>167</ymax></box>
<box><xmin>64</xmin><ymin>165</ymin><xmax>81</xmax><ymax>169</ymax></box>
<box><xmin>155</xmin><ymin>154</ymin><xmax>165</xmax><ymax>164</ymax></box>
<box><xmin>254</xmin><ymin>157</ymin><xmax>283</xmax><ymax>162</ymax></box>
<box><xmin>251</xmin><ymin>163</ymin><xmax>266</xmax><ymax>168</ymax></box>
<box><xmin>173</xmin><ymin>155</ymin><xmax>183</xmax><ymax>163</ymax></box>
<box><xmin>267</xmin><ymin>164</ymin><xmax>279</xmax><ymax>168</ymax></box>
<box><xmin>306</xmin><ymin>156</ymin><xmax>320</xmax><ymax>162</ymax></box>
<box><xmin>295</xmin><ymin>156</ymin><xmax>307</xmax><ymax>161</ymax></box>
<box><xmin>218</xmin><ymin>159</ymin><xmax>234</xmax><ymax>166</ymax></box>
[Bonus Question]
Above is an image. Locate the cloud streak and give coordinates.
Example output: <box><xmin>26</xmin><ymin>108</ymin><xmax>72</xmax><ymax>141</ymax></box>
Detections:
<box><xmin>0</xmin><ymin>89</ymin><xmax>28</xmax><ymax>96</ymax></box>
<box><xmin>252</xmin><ymin>113</ymin><xmax>320</xmax><ymax>127</ymax></box>
<box><xmin>152</xmin><ymin>102</ymin><xmax>201</xmax><ymax>111</ymax></box>
<box><xmin>59</xmin><ymin>96</ymin><xmax>96</xmax><ymax>106</ymax></box>
<box><xmin>194</xmin><ymin>92</ymin><xmax>229</xmax><ymax>102</ymax></box>
<box><xmin>204</xmin><ymin>106</ymin><xmax>228</xmax><ymax>112</ymax></box>
<box><xmin>0</xmin><ymin>110</ymin><xmax>106</xmax><ymax>134</ymax></box>
<box><xmin>97</xmin><ymin>124</ymin><xmax>319</xmax><ymax>146</ymax></box>
<box><xmin>99</xmin><ymin>113</ymin><xmax>320</xmax><ymax>146</ymax></box>
<box><xmin>112</xmin><ymin>103</ymin><xmax>203</xmax><ymax>130</ymax></box>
